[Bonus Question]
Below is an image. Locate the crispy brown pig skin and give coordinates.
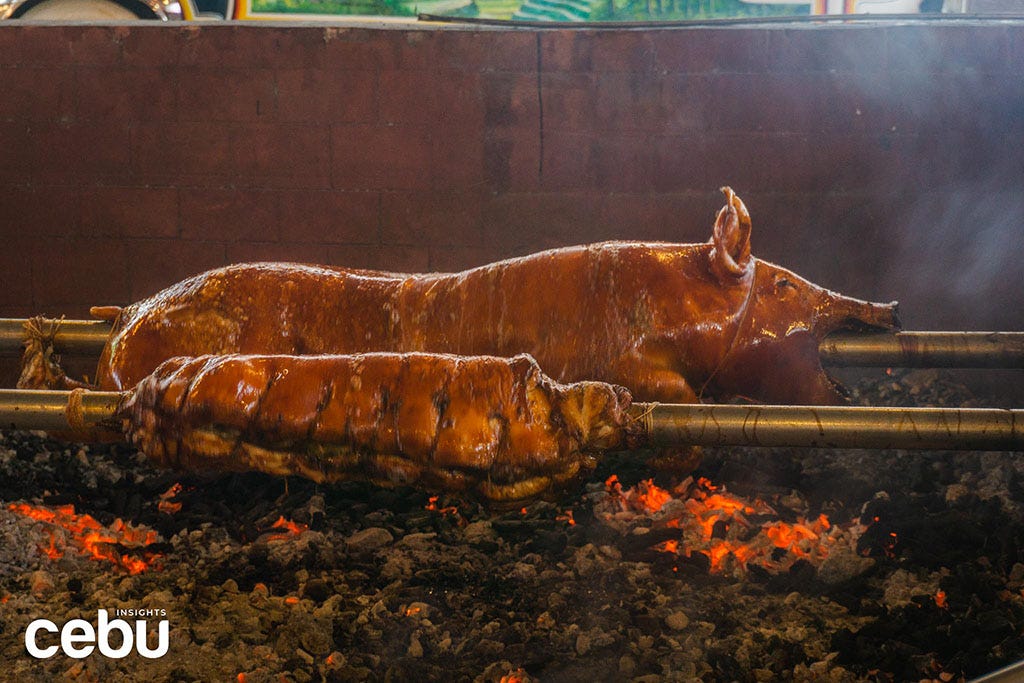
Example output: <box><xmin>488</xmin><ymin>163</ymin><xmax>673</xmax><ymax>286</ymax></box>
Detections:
<box><xmin>94</xmin><ymin>188</ymin><xmax>898</xmax><ymax>405</ymax></box>
<box><xmin>119</xmin><ymin>353</ymin><xmax>633</xmax><ymax>502</ymax></box>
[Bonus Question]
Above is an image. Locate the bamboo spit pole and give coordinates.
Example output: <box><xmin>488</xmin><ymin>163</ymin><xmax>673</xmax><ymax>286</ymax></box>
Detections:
<box><xmin>2</xmin><ymin>317</ymin><xmax>1024</xmax><ymax>368</ymax></box>
<box><xmin>1</xmin><ymin>388</ymin><xmax>1022</xmax><ymax>452</ymax></box>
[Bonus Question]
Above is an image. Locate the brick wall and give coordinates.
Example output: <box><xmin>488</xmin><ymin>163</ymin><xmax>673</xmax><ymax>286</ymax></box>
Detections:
<box><xmin>1</xmin><ymin>21</ymin><xmax>1022</xmax><ymax>332</ymax></box>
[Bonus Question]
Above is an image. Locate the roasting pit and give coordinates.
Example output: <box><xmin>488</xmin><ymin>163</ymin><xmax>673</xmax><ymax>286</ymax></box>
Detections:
<box><xmin>1</xmin><ymin>13</ymin><xmax>1022</xmax><ymax>681</ymax></box>
<box><xmin>2</xmin><ymin>364</ymin><xmax>1023</xmax><ymax>681</ymax></box>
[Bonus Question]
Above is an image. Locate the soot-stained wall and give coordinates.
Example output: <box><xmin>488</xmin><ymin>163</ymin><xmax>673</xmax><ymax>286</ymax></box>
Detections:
<box><xmin>1</xmin><ymin>21</ymin><xmax>1022</xmax><ymax>332</ymax></box>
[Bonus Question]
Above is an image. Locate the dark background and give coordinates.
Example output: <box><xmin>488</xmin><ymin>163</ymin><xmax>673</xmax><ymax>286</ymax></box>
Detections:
<box><xmin>1</xmin><ymin>22</ymin><xmax>1021</xmax><ymax>329</ymax></box>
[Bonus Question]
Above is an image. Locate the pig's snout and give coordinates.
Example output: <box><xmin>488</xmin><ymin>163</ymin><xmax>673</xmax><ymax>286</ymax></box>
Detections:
<box><xmin>825</xmin><ymin>295</ymin><xmax>901</xmax><ymax>334</ymax></box>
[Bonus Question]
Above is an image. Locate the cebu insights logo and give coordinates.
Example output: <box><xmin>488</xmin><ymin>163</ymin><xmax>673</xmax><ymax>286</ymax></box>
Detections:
<box><xmin>25</xmin><ymin>609</ymin><xmax>169</xmax><ymax>659</ymax></box>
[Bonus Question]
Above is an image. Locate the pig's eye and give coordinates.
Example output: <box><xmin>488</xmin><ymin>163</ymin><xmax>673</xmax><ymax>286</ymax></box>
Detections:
<box><xmin>774</xmin><ymin>277</ymin><xmax>796</xmax><ymax>298</ymax></box>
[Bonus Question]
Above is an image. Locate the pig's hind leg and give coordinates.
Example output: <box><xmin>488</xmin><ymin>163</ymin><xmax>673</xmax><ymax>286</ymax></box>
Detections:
<box><xmin>17</xmin><ymin>316</ymin><xmax>99</xmax><ymax>391</ymax></box>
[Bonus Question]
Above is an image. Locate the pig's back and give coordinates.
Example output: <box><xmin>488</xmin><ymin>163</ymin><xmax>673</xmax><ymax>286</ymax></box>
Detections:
<box><xmin>95</xmin><ymin>263</ymin><xmax>407</xmax><ymax>389</ymax></box>
<box><xmin>393</xmin><ymin>242</ymin><xmax>711</xmax><ymax>382</ymax></box>
<box><xmin>95</xmin><ymin>243</ymin><xmax>708</xmax><ymax>390</ymax></box>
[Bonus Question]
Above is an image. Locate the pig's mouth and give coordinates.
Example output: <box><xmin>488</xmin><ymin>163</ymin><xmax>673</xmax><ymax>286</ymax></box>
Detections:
<box><xmin>698</xmin><ymin>274</ymin><xmax>900</xmax><ymax>406</ymax></box>
<box><xmin>808</xmin><ymin>301</ymin><xmax>901</xmax><ymax>404</ymax></box>
<box><xmin>776</xmin><ymin>331</ymin><xmax>851</xmax><ymax>405</ymax></box>
<box><xmin>700</xmin><ymin>330</ymin><xmax>840</xmax><ymax>405</ymax></box>
<box><xmin>823</xmin><ymin>366</ymin><xmax>851</xmax><ymax>401</ymax></box>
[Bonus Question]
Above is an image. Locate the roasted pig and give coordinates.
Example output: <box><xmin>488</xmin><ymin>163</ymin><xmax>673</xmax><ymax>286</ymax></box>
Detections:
<box><xmin>54</xmin><ymin>188</ymin><xmax>898</xmax><ymax>406</ymax></box>
<box><xmin>119</xmin><ymin>353</ymin><xmax>633</xmax><ymax>502</ymax></box>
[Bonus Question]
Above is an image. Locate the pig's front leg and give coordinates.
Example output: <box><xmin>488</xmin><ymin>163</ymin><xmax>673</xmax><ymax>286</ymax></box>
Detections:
<box><xmin>608</xmin><ymin>354</ymin><xmax>699</xmax><ymax>404</ymax></box>
<box><xmin>608</xmin><ymin>355</ymin><xmax>704</xmax><ymax>475</ymax></box>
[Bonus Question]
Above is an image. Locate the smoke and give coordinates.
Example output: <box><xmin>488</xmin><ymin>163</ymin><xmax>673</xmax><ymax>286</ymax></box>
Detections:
<box><xmin>903</xmin><ymin>186</ymin><xmax>1023</xmax><ymax>299</ymax></box>
<box><xmin>827</xmin><ymin>27</ymin><xmax>1024</xmax><ymax>331</ymax></box>
<box><xmin>875</xmin><ymin>159</ymin><xmax>1024</xmax><ymax>329</ymax></box>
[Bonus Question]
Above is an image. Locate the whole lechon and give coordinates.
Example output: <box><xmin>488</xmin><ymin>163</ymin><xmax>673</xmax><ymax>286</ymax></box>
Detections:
<box><xmin>89</xmin><ymin>187</ymin><xmax>897</xmax><ymax>403</ymax></box>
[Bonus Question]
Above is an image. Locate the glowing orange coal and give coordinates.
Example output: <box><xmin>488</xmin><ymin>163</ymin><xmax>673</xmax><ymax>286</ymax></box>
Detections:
<box><xmin>157</xmin><ymin>482</ymin><xmax>183</xmax><ymax>514</ymax></box>
<box><xmin>605</xmin><ymin>475</ymin><xmax>672</xmax><ymax>513</ymax></box>
<box><xmin>425</xmin><ymin>496</ymin><xmax>461</xmax><ymax>519</ymax></box>
<box><xmin>8</xmin><ymin>502</ymin><xmax>161</xmax><ymax>574</ymax></box>
<box><xmin>499</xmin><ymin>669</ymin><xmax>527</xmax><ymax>683</ymax></box>
<box><xmin>264</xmin><ymin>516</ymin><xmax>308</xmax><ymax>541</ymax></box>
<box><xmin>599</xmin><ymin>476</ymin><xmax>847</xmax><ymax>576</ymax></box>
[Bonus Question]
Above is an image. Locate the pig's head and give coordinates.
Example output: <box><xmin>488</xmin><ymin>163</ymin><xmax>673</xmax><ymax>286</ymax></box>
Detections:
<box><xmin>702</xmin><ymin>188</ymin><xmax>899</xmax><ymax>405</ymax></box>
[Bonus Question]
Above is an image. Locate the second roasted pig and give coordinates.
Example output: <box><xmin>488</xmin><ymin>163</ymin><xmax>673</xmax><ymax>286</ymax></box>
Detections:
<box><xmin>120</xmin><ymin>352</ymin><xmax>633</xmax><ymax>502</ymax></box>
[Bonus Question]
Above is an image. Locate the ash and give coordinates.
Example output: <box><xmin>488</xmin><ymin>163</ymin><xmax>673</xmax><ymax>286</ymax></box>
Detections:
<box><xmin>2</xmin><ymin>370</ymin><xmax>1023</xmax><ymax>682</ymax></box>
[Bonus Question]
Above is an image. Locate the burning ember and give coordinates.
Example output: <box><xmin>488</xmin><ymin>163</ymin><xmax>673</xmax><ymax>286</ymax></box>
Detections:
<box><xmin>1</xmin><ymin>367</ymin><xmax>1021</xmax><ymax>680</ymax></box>
<box><xmin>425</xmin><ymin>495</ymin><xmax>462</xmax><ymax>523</ymax></box>
<box><xmin>555</xmin><ymin>509</ymin><xmax>576</xmax><ymax>526</ymax></box>
<box><xmin>597</xmin><ymin>475</ymin><xmax>860</xmax><ymax>577</ymax></box>
<box><xmin>157</xmin><ymin>482</ymin><xmax>183</xmax><ymax>514</ymax></box>
<box><xmin>7</xmin><ymin>502</ymin><xmax>161</xmax><ymax>574</ymax></box>
<box><xmin>265</xmin><ymin>515</ymin><xmax>308</xmax><ymax>540</ymax></box>
<box><xmin>498</xmin><ymin>669</ymin><xmax>528</xmax><ymax>683</ymax></box>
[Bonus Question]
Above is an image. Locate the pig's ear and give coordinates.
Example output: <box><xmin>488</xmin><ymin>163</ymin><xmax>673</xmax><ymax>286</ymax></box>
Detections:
<box><xmin>709</xmin><ymin>186</ymin><xmax>753</xmax><ymax>280</ymax></box>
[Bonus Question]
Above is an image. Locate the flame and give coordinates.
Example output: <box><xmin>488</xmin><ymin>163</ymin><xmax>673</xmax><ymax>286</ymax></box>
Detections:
<box><xmin>556</xmin><ymin>509</ymin><xmax>576</xmax><ymax>526</ymax></box>
<box><xmin>404</xmin><ymin>605</ymin><xmax>421</xmax><ymax>616</ymax></box>
<box><xmin>284</xmin><ymin>596</ymin><xmax>300</xmax><ymax>605</ymax></box>
<box><xmin>598</xmin><ymin>477</ymin><xmax>853</xmax><ymax>576</ymax></box>
<box><xmin>935</xmin><ymin>590</ymin><xmax>948</xmax><ymax>609</ymax></box>
<box><xmin>8</xmin><ymin>502</ymin><xmax>161</xmax><ymax>574</ymax></box>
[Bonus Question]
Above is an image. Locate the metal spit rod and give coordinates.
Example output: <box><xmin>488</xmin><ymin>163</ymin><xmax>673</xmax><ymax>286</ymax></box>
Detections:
<box><xmin>1</xmin><ymin>388</ymin><xmax>1021</xmax><ymax>452</ymax></box>
<box><xmin>0</xmin><ymin>318</ymin><xmax>111</xmax><ymax>355</ymax></box>
<box><xmin>631</xmin><ymin>402</ymin><xmax>1024</xmax><ymax>452</ymax></box>
<box><xmin>0</xmin><ymin>389</ymin><xmax>122</xmax><ymax>432</ymax></box>
<box><xmin>2</xmin><ymin>317</ymin><xmax>1024</xmax><ymax>368</ymax></box>
<box><xmin>818</xmin><ymin>330</ymin><xmax>1024</xmax><ymax>368</ymax></box>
